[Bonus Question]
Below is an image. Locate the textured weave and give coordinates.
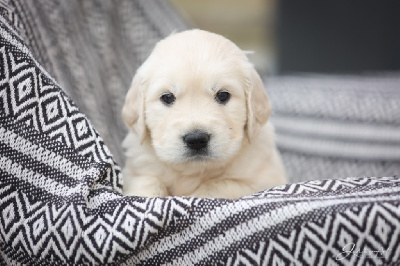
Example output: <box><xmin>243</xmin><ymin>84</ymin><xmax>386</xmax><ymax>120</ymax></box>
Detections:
<box><xmin>267</xmin><ymin>74</ymin><xmax>400</xmax><ymax>182</ymax></box>
<box><xmin>4</xmin><ymin>0</ymin><xmax>399</xmax><ymax>183</ymax></box>
<box><xmin>4</xmin><ymin>0</ymin><xmax>187</xmax><ymax>166</ymax></box>
<box><xmin>1</xmin><ymin>1</ymin><xmax>400</xmax><ymax>265</ymax></box>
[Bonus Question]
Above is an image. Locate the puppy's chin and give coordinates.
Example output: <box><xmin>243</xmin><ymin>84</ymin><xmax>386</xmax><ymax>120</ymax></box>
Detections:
<box><xmin>183</xmin><ymin>149</ymin><xmax>216</xmax><ymax>162</ymax></box>
<box><xmin>172</xmin><ymin>151</ymin><xmax>227</xmax><ymax>173</ymax></box>
<box><xmin>154</xmin><ymin>148</ymin><xmax>218</xmax><ymax>165</ymax></box>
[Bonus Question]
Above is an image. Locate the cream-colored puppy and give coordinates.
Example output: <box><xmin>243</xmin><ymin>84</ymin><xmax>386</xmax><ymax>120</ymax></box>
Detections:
<box><xmin>122</xmin><ymin>29</ymin><xmax>286</xmax><ymax>198</ymax></box>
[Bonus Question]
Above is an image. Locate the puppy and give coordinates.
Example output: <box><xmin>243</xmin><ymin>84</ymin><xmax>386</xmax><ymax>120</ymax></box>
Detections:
<box><xmin>122</xmin><ymin>29</ymin><xmax>286</xmax><ymax>198</ymax></box>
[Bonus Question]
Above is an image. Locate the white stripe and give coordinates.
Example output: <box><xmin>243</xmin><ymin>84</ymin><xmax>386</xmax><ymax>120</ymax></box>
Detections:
<box><xmin>168</xmin><ymin>194</ymin><xmax>398</xmax><ymax>265</ymax></box>
<box><xmin>127</xmin><ymin>185</ymin><xmax>400</xmax><ymax>265</ymax></box>
<box><xmin>0</xmin><ymin>155</ymin><xmax>82</xmax><ymax>196</ymax></box>
<box><xmin>276</xmin><ymin>133</ymin><xmax>400</xmax><ymax>160</ymax></box>
<box><xmin>88</xmin><ymin>183</ymin><xmax>122</xmax><ymax>208</ymax></box>
<box><xmin>273</xmin><ymin>116</ymin><xmax>400</xmax><ymax>143</ymax></box>
<box><xmin>0</xmin><ymin>127</ymin><xmax>87</xmax><ymax>179</ymax></box>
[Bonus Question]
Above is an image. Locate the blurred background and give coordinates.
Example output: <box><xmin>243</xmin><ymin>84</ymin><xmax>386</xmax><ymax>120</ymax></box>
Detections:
<box><xmin>169</xmin><ymin>0</ymin><xmax>277</xmax><ymax>75</ymax></box>
<box><xmin>169</xmin><ymin>0</ymin><xmax>400</xmax><ymax>75</ymax></box>
<box><xmin>18</xmin><ymin>0</ymin><xmax>400</xmax><ymax>184</ymax></box>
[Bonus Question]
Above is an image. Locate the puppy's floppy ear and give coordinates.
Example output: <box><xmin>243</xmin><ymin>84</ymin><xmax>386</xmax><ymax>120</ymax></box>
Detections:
<box><xmin>122</xmin><ymin>72</ymin><xmax>147</xmax><ymax>144</ymax></box>
<box><xmin>244</xmin><ymin>66</ymin><xmax>272</xmax><ymax>142</ymax></box>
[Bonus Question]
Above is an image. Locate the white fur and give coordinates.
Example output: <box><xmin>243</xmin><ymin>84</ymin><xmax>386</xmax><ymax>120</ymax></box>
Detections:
<box><xmin>122</xmin><ymin>29</ymin><xmax>286</xmax><ymax>198</ymax></box>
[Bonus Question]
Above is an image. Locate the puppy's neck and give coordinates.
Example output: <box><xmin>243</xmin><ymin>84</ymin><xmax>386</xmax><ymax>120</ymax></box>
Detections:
<box><xmin>164</xmin><ymin>160</ymin><xmax>226</xmax><ymax>196</ymax></box>
<box><xmin>168</xmin><ymin>159</ymin><xmax>226</xmax><ymax>178</ymax></box>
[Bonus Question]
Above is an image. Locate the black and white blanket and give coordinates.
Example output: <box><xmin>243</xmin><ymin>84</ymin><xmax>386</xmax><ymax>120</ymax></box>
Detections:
<box><xmin>1</xmin><ymin>1</ymin><xmax>400</xmax><ymax>265</ymax></box>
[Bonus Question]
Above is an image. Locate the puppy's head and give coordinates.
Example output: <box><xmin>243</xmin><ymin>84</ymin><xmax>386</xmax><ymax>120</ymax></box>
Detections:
<box><xmin>122</xmin><ymin>30</ymin><xmax>271</xmax><ymax>165</ymax></box>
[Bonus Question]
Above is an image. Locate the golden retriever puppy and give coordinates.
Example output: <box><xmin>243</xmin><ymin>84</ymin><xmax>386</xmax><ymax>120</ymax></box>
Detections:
<box><xmin>122</xmin><ymin>29</ymin><xmax>286</xmax><ymax>198</ymax></box>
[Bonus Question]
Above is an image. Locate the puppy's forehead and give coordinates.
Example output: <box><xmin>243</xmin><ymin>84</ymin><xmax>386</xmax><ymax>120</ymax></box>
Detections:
<box><xmin>151</xmin><ymin>30</ymin><xmax>247</xmax><ymax>68</ymax></box>
<box><xmin>145</xmin><ymin>30</ymin><xmax>249</xmax><ymax>89</ymax></box>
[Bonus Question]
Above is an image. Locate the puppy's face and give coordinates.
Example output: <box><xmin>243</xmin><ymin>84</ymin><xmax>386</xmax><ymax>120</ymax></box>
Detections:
<box><xmin>145</xmin><ymin>58</ymin><xmax>247</xmax><ymax>164</ymax></box>
<box><xmin>123</xmin><ymin>30</ymin><xmax>271</xmax><ymax>165</ymax></box>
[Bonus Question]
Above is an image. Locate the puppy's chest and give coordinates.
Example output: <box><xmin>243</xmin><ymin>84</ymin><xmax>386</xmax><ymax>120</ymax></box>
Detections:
<box><xmin>161</xmin><ymin>167</ymin><xmax>225</xmax><ymax>196</ymax></box>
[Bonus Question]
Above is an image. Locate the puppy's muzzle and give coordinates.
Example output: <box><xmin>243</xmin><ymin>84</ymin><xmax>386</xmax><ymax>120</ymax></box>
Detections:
<box><xmin>183</xmin><ymin>131</ymin><xmax>210</xmax><ymax>151</ymax></box>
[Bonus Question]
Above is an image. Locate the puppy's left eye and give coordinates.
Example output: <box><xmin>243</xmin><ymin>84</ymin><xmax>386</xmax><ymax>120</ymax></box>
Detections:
<box><xmin>160</xmin><ymin>93</ymin><xmax>176</xmax><ymax>106</ymax></box>
<box><xmin>215</xmin><ymin>91</ymin><xmax>230</xmax><ymax>104</ymax></box>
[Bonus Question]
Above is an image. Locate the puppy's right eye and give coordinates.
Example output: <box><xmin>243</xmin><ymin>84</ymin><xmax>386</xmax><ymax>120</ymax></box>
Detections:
<box><xmin>160</xmin><ymin>93</ymin><xmax>176</xmax><ymax>105</ymax></box>
<box><xmin>215</xmin><ymin>91</ymin><xmax>230</xmax><ymax>104</ymax></box>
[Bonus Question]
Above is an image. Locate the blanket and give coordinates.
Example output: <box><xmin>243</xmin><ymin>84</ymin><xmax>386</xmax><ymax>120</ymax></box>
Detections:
<box><xmin>1</xmin><ymin>1</ymin><xmax>399</xmax><ymax>265</ymax></box>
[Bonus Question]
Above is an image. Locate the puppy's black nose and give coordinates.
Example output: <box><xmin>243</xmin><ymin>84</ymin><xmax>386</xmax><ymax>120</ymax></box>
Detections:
<box><xmin>183</xmin><ymin>131</ymin><xmax>210</xmax><ymax>150</ymax></box>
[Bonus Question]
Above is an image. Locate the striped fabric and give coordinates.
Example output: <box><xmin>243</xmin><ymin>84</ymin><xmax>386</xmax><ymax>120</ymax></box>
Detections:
<box><xmin>267</xmin><ymin>74</ymin><xmax>400</xmax><ymax>182</ymax></box>
<box><xmin>1</xmin><ymin>0</ymin><xmax>400</xmax><ymax>265</ymax></box>
<box><xmin>1</xmin><ymin>0</ymin><xmax>187</xmax><ymax>166</ymax></box>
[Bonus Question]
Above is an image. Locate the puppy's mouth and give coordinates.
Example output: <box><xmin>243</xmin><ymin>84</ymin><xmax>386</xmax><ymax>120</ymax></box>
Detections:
<box><xmin>185</xmin><ymin>149</ymin><xmax>212</xmax><ymax>161</ymax></box>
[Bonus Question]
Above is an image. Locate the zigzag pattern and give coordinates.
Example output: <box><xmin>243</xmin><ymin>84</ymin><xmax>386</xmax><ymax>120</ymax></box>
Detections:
<box><xmin>223</xmin><ymin>201</ymin><xmax>400</xmax><ymax>265</ymax></box>
<box><xmin>0</xmin><ymin>182</ymin><xmax>195</xmax><ymax>264</ymax></box>
<box><xmin>0</xmin><ymin>17</ymin><xmax>122</xmax><ymax>192</ymax></box>
<box><xmin>246</xmin><ymin>176</ymin><xmax>395</xmax><ymax>199</ymax></box>
<box><xmin>125</xmin><ymin>178</ymin><xmax>400</xmax><ymax>265</ymax></box>
<box><xmin>1</xmin><ymin>1</ymin><xmax>400</xmax><ymax>265</ymax></box>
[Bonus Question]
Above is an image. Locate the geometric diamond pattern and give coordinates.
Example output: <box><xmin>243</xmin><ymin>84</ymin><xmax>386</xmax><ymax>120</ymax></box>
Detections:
<box><xmin>299</xmin><ymin>236</ymin><xmax>321</xmax><ymax>264</ymax></box>
<box><xmin>1</xmin><ymin>2</ymin><xmax>400</xmax><ymax>266</ymax></box>
<box><xmin>0</xmin><ymin>15</ymin><xmax>121</xmax><ymax>193</ymax></box>
<box><xmin>88</xmin><ymin>223</ymin><xmax>110</xmax><ymax>255</ymax></box>
<box><xmin>27</xmin><ymin>209</ymin><xmax>48</xmax><ymax>246</ymax></box>
<box><xmin>59</xmin><ymin>215</ymin><xmax>77</xmax><ymax>248</ymax></box>
<box><xmin>41</xmin><ymin>95</ymin><xmax>63</xmax><ymax>125</ymax></box>
<box><xmin>15</xmin><ymin>70</ymin><xmax>34</xmax><ymax>105</ymax></box>
<box><xmin>117</xmin><ymin>208</ymin><xmax>141</xmax><ymax>240</ymax></box>
<box><xmin>0</xmin><ymin>196</ymin><xmax>20</xmax><ymax>234</ymax></box>
<box><xmin>371</xmin><ymin>213</ymin><xmax>395</xmax><ymax>250</ymax></box>
<box><xmin>215</xmin><ymin>199</ymin><xmax>400</xmax><ymax>266</ymax></box>
<box><xmin>333</xmin><ymin>224</ymin><xmax>358</xmax><ymax>258</ymax></box>
<box><xmin>9</xmin><ymin>67</ymin><xmax>37</xmax><ymax>115</ymax></box>
<box><xmin>1</xmin><ymin>111</ymin><xmax>400</xmax><ymax>266</ymax></box>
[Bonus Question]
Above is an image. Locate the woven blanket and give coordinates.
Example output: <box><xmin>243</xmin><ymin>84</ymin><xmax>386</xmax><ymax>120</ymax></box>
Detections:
<box><xmin>1</xmin><ymin>1</ymin><xmax>400</xmax><ymax>265</ymax></box>
<box><xmin>267</xmin><ymin>74</ymin><xmax>400</xmax><ymax>183</ymax></box>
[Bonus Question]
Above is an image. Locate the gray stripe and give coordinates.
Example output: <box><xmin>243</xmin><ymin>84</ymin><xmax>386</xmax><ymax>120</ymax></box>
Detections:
<box><xmin>169</xmin><ymin>194</ymin><xmax>397</xmax><ymax>265</ymax></box>
<box><xmin>272</xmin><ymin>115</ymin><xmax>400</xmax><ymax>143</ymax></box>
<box><xmin>276</xmin><ymin>132</ymin><xmax>400</xmax><ymax>161</ymax></box>
<box><xmin>0</xmin><ymin>127</ymin><xmax>88</xmax><ymax>179</ymax></box>
<box><xmin>128</xmin><ymin>182</ymin><xmax>399</xmax><ymax>265</ymax></box>
<box><xmin>128</xmin><ymin>187</ymin><xmax>399</xmax><ymax>265</ymax></box>
<box><xmin>0</xmin><ymin>155</ymin><xmax>84</xmax><ymax>196</ymax></box>
<box><xmin>266</xmin><ymin>74</ymin><xmax>400</xmax><ymax>125</ymax></box>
